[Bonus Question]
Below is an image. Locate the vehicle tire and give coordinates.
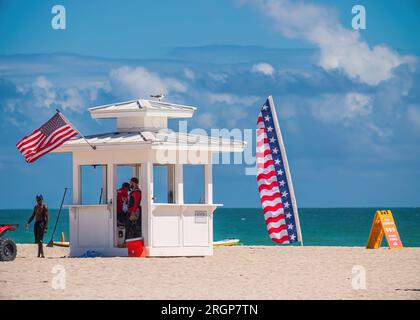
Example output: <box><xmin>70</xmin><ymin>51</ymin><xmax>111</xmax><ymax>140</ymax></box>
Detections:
<box><xmin>0</xmin><ymin>238</ymin><xmax>17</xmax><ymax>261</ymax></box>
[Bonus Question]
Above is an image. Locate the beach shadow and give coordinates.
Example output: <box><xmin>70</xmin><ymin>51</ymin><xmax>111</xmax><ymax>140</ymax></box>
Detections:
<box><xmin>395</xmin><ymin>288</ymin><xmax>420</xmax><ymax>292</ymax></box>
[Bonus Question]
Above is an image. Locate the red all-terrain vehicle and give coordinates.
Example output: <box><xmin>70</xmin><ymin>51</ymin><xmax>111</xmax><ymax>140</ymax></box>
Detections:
<box><xmin>0</xmin><ymin>224</ymin><xmax>18</xmax><ymax>261</ymax></box>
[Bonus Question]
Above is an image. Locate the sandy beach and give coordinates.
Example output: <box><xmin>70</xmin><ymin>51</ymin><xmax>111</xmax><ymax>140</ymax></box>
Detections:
<box><xmin>0</xmin><ymin>244</ymin><xmax>419</xmax><ymax>300</ymax></box>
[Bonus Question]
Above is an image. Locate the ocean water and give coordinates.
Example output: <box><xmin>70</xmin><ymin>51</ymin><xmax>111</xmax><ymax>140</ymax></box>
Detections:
<box><xmin>1</xmin><ymin>208</ymin><xmax>419</xmax><ymax>247</ymax></box>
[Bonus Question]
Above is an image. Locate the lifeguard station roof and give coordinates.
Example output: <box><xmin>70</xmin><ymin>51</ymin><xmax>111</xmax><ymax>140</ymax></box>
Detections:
<box><xmin>53</xmin><ymin>130</ymin><xmax>245</xmax><ymax>153</ymax></box>
<box><xmin>53</xmin><ymin>98</ymin><xmax>245</xmax><ymax>153</ymax></box>
<box><xmin>89</xmin><ymin>99</ymin><xmax>196</xmax><ymax>119</ymax></box>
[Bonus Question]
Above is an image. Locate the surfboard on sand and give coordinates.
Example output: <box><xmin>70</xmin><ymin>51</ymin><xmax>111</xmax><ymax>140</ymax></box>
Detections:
<box><xmin>213</xmin><ymin>239</ymin><xmax>240</xmax><ymax>247</ymax></box>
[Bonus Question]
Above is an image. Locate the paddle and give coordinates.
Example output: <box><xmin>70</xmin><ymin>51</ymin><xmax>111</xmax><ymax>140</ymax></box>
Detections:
<box><xmin>98</xmin><ymin>187</ymin><xmax>103</xmax><ymax>204</ymax></box>
<box><xmin>47</xmin><ymin>187</ymin><xmax>68</xmax><ymax>247</ymax></box>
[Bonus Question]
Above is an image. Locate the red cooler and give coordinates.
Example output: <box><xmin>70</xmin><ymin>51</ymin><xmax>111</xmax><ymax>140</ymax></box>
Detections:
<box><xmin>126</xmin><ymin>237</ymin><xmax>145</xmax><ymax>257</ymax></box>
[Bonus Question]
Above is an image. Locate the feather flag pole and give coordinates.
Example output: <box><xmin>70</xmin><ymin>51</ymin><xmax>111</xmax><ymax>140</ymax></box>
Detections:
<box><xmin>256</xmin><ymin>95</ymin><xmax>303</xmax><ymax>245</ymax></box>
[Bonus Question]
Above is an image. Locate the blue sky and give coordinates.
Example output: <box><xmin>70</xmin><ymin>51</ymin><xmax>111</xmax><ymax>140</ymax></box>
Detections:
<box><xmin>0</xmin><ymin>0</ymin><xmax>419</xmax><ymax>208</ymax></box>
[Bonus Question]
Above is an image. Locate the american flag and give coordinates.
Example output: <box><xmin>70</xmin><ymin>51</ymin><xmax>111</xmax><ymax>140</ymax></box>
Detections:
<box><xmin>16</xmin><ymin>112</ymin><xmax>78</xmax><ymax>163</ymax></box>
<box><xmin>256</xmin><ymin>96</ymin><xmax>302</xmax><ymax>244</ymax></box>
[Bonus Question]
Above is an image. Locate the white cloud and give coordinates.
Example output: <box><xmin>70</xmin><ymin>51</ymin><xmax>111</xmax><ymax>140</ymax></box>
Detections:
<box><xmin>183</xmin><ymin>68</ymin><xmax>195</xmax><ymax>80</ymax></box>
<box><xmin>366</xmin><ymin>123</ymin><xmax>392</xmax><ymax>139</ymax></box>
<box><xmin>196</xmin><ymin>112</ymin><xmax>217</xmax><ymax>128</ymax></box>
<box><xmin>208</xmin><ymin>72</ymin><xmax>228</xmax><ymax>83</ymax></box>
<box><xmin>342</xmin><ymin>93</ymin><xmax>373</xmax><ymax>118</ymax></box>
<box><xmin>31</xmin><ymin>76</ymin><xmax>86</xmax><ymax>111</ymax></box>
<box><xmin>407</xmin><ymin>106</ymin><xmax>420</xmax><ymax>129</ymax></box>
<box><xmin>1</xmin><ymin>75</ymin><xmax>109</xmax><ymax>120</ymax></box>
<box><xmin>110</xmin><ymin>66</ymin><xmax>187</xmax><ymax>98</ymax></box>
<box><xmin>60</xmin><ymin>88</ymin><xmax>85</xmax><ymax>110</ymax></box>
<box><xmin>193</xmin><ymin>93</ymin><xmax>257</xmax><ymax>128</ymax></box>
<box><xmin>208</xmin><ymin>93</ymin><xmax>259</xmax><ymax>106</ymax></box>
<box><xmin>32</xmin><ymin>76</ymin><xmax>57</xmax><ymax>108</ymax></box>
<box><xmin>279</xmin><ymin>93</ymin><xmax>373</xmax><ymax>123</ymax></box>
<box><xmin>251</xmin><ymin>62</ymin><xmax>274</xmax><ymax>76</ymax></box>
<box><xmin>244</xmin><ymin>0</ymin><xmax>415</xmax><ymax>85</ymax></box>
<box><xmin>310</xmin><ymin>92</ymin><xmax>373</xmax><ymax>123</ymax></box>
<box><xmin>222</xmin><ymin>106</ymin><xmax>248</xmax><ymax>127</ymax></box>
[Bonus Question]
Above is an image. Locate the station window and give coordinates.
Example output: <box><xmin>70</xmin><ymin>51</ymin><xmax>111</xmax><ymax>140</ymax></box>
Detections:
<box><xmin>183</xmin><ymin>164</ymin><xmax>204</xmax><ymax>204</ymax></box>
<box><xmin>153</xmin><ymin>164</ymin><xmax>175</xmax><ymax>204</ymax></box>
<box><xmin>116</xmin><ymin>165</ymin><xmax>135</xmax><ymax>189</ymax></box>
<box><xmin>80</xmin><ymin>165</ymin><xmax>107</xmax><ymax>205</ymax></box>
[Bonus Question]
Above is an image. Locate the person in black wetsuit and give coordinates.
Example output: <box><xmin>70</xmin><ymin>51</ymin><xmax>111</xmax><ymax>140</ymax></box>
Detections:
<box><xmin>25</xmin><ymin>195</ymin><xmax>49</xmax><ymax>258</ymax></box>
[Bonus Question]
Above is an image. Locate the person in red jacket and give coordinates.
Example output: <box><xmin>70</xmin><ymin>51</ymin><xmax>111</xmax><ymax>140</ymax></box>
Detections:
<box><xmin>116</xmin><ymin>182</ymin><xmax>130</xmax><ymax>226</ymax></box>
<box><xmin>127</xmin><ymin>177</ymin><xmax>142</xmax><ymax>239</ymax></box>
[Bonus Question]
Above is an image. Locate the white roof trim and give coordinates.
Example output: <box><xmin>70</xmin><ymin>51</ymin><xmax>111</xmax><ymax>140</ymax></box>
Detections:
<box><xmin>52</xmin><ymin>131</ymin><xmax>246</xmax><ymax>153</ymax></box>
<box><xmin>89</xmin><ymin>99</ymin><xmax>196</xmax><ymax>119</ymax></box>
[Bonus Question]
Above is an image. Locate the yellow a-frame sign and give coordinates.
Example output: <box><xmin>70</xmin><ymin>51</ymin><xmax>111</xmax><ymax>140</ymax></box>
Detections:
<box><xmin>366</xmin><ymin>210</ymin><xmax>403</xmax><ymax>249</ymax></box>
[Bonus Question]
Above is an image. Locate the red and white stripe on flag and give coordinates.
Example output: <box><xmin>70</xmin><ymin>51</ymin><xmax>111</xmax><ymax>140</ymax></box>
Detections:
<box><xmin>16</xmin><ymin>112</ymin><xmax>78</xmax><ymax>163</ymax></box>
<box><xmin>256</xmin><ymin>97</ymin><xmax>301</xmax><ymax>244</ymax></box>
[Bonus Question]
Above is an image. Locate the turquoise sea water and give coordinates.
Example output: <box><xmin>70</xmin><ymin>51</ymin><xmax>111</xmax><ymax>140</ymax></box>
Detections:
<box><xmin>1</xmin><ymin>208</ymin><xmax>419</xmax><ymax>246</ymax></box>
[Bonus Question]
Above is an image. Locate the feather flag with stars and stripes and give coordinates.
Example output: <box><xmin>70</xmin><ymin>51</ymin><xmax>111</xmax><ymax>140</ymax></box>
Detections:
<box><xmin>256</xmin><ymin>96</ymin><xmax>303</xmax><ymax>244</ymax></box>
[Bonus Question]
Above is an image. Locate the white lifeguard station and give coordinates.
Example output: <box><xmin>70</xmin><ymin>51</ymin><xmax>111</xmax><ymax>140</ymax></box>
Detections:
<box><xmin>53</xmin><ymin>99</ymin><xmax>245</xmax><ymax>257</ymax></box>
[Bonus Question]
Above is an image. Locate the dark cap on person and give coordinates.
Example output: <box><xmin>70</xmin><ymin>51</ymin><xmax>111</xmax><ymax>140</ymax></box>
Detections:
<box><xmin>122</xmin><ymin>182</ymin><xmax>130</xmax><ymax>189</ymax></box>
<box><xmin>130</xmin><ymin>177</ymin><xmax>139</xmax><ymax>184</ymax></box>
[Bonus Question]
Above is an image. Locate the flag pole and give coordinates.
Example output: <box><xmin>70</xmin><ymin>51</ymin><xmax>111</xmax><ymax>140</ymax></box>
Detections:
<box><xmin>268</xmin><ymin>95</ymin><xmax>304</xmax><ymax>246</ymax></box>
<box><xmin>56</xmin><ymin>109</ymin><xmax>96</xmax><ymax>150</ymax></box>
